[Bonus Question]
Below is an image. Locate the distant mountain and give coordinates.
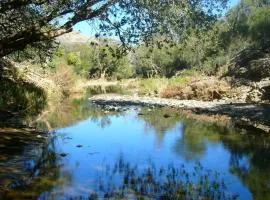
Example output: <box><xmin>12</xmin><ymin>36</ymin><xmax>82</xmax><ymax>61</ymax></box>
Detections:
<box><xmin>56</xmin><ymin>31</ymin><xmax>124</xmax><ymax>48</ymax></box>
<box><xmin>56</xmin><ymin>31</ymin><xmax>98</xmax><ymax>45</ymax></box>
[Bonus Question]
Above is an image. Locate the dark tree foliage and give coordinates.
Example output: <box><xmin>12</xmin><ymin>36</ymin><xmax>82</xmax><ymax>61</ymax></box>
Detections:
<box><xmin>0</xmin><ymin>0</ymin><xmax>228</xmax><ymax>58</ymax></box>
<box><xmin>225</xmin><ymin>0</ymin><xmax>270</xmax><ymax>50</ymax></box>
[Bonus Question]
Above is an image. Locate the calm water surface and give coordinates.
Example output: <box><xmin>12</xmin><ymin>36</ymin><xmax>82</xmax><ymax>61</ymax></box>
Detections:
<box><xmin>1</xmin><ymin>92</ymin><xmax>270</xmax><ymax>199</ymax></box>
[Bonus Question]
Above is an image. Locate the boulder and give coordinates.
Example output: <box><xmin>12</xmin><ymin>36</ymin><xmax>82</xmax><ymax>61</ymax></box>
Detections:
<box><xmin>226</xmin><ymin>49</ymin><xmax>269</xmax><ymax>81</ymax></box>
<box><xmin>231</xmin><ymin>58</ymin><xmax>270</xmax><ymax>81</ymax></box>
<box><xmin>223</xmin><ymin>48</ymin><xmax>270</xmax><ymax>103</ymax></box>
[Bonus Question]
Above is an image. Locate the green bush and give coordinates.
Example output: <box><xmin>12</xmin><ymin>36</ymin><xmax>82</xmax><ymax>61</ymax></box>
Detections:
<box><xmin>66</xmin><ymin>52</ymin><xmax>81</xmax><ymax>66</ymax></box>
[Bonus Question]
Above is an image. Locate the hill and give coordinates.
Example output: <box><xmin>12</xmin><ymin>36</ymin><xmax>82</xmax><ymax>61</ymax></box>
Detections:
<box><xmin>56</xmin><ymin>32</ymin><xmax>98</xmax><ymax>45</ymax></box>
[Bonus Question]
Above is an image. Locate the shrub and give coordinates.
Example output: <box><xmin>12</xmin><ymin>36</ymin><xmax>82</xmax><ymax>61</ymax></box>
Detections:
<box><xmin>161</xmin><ymin>76</ymin><xmax>232</xmax><ymax>101</ymax></box>
<box><xmin>52</xmin><ymin>64</ymin><xmax>76</xmax><ymax>95</ymax></box>
<box><xmin>66</xmin><ymin>52</ymin><xmax>81</xmax><ymax>66</ymax></box>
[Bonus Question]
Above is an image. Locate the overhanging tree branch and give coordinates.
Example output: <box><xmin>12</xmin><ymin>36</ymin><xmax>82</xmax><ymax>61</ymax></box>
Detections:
<box><xmin>0</xmin><ymin>0</ymin><xmax>47</xmax><ymax>13</ymax></box>
<box><xmin>0</xmin><ymin>0</ymin><xmax>228</xmax><ymax>58</ymax></box>
<box><xmin>0</xmin><ymin>0</ymin><xmax>120</xmax><ymax>57</ymax></box>
<box><xmin>62</xmin><ymin>0</ymin><xmax>119</xmax><ymax>30</ymax></box>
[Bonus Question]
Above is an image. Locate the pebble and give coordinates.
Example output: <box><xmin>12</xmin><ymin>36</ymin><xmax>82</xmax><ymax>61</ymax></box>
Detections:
<box><xmin>163</xmin><ymin>114</ymin><xmax>171</xmax><ymax>118</ymax></box>
<box><xmin>60</xmin><ymin>153</ymin><xmax>68</xmax><ymax>157</ymax></box>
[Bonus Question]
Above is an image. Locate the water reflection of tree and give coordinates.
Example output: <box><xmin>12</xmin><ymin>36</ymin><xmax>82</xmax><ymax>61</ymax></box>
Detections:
<box><xmin>35</xmin><ymin>96</ymin><xmax>121</xmax><ymax>130</ymax></box>
<box><xmin>138</xmin><ymin>108</ymin><xmax>270</xmax><ymax>199</ymax></box>
<box><xmin>138</xmin><ymin>108</ymin><xmax>183</xmax><ymax>147</ymax></box>
<box><xmin>222</xmin><ymin>134</ymin><xmax>270</xmax><ymax>200</ymax></box>
<box><xmin>174</xmin><ymin>121</ymin><xmax>229</xmax><ymax>161</ymax></box>
<box><xmin>0</xmin><ymin>133</ymin><xmax>71</xmax><ymax>199</ymax></box>
<box><xmin>138</xmin><ymin>108</ymin><xmax>225</xmax><ymax>159</ymax></box>
<box><xmin>174</xmin><ymin>119</ymin><xmax>270</xmax><ymax>200</ymax></box>
<box><xmin>176</xmin><ymin>121</ymin><xmax>270</xmax><ymax>200</ymax></box>
<box><xmin>172</xmin><ymin>115</ymin><xmax>270</xmax><ymax>199</ymax></box>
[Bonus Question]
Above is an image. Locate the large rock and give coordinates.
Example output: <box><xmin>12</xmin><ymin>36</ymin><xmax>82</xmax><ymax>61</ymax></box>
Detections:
<box><xmin>226</xmin><ymin>78</ymin><xmax>270</xmax><ymax>103</ymax></box>
<box><xmin>223</xmin><ymin>48</ymin><xmax>270</xmax><ymax>102</ymax></box>
<box><xmin>262</xmin><ymin>86</ymin><xmax>270</xmax><ymax>101</ymax></box>
<box><xmin>226</xmin><ymin>49</ymin><xmax>270</xmax><ymax>81</ymax></box>
<box><xmin>231</xmin><ymin>58</ymin><xmax>270</xmax><ymax>81</ymax></box>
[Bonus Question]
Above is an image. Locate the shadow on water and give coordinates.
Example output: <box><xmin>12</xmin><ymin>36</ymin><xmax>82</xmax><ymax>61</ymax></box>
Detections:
<box><xmin>0</xmin><ymin>131</ymin><xmax>68</xmax><ymax>199</ymax></box>
<box><xmin>35</xmin><ymin>95</ymin><xmax>123</xmax><ymax>131</ymax></box>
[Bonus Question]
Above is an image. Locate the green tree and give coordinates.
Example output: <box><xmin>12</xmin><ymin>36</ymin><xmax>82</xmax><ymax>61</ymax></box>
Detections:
<box><xmin>63</xmin><ymin>43</ymin><xmax>133</xmax><ymax>79</ymax></box>
<box><xmin>173</xmin><ymin>0</ymin><xmax>270</xmax><ymax>74</ymax></box>
<box><xmin>89</xmin><ymin>44</ymin><xmax>133</xmax><ymax>79</ymax></box>
<box><xmin>134</xmin><ymin>41</ymin><xmax>186</xmax><ymax>78</ymax></box>
<box><xmin>225</xmin><ymin>0</ymin><xmax>270</xmax><ymax>48</ymax></box>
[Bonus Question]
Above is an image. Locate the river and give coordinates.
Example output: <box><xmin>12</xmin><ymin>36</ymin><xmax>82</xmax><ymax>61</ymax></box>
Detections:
<box><xmin>0</xmin><ymin>87</ymin><xmax>270</xmax><ymax>199</ymax></box>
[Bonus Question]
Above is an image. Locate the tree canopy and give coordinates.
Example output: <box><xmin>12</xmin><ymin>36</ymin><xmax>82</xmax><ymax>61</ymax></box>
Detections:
<box><xmin>0</xmin><ymin>0</ymin><xmax>228</xmax><ymax>58</ymax></box>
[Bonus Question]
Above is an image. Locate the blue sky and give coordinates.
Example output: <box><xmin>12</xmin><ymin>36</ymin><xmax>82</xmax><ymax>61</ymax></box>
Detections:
<box><xmin>73</xmin><ymin>0</ymin><xmax>240</xmax><ymax>37</ymax></box>
<box><xmin>229</xmin><ymin>0</ymin><xmax>241</xmax><ymax>7</ymax></box>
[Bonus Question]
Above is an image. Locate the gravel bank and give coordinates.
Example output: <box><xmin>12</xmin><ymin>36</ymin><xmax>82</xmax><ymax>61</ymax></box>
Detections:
<box><xmin>90</xmin><ymin>94</ymin><xmax>270</xmax><ymax>133</ymax></box>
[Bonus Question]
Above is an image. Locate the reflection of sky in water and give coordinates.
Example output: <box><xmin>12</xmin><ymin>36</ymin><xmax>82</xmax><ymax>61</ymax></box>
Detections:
<box><xmin>47</xmin><ymin>110</ymin><xmax>252</xmax><ymax>199</ymax></box>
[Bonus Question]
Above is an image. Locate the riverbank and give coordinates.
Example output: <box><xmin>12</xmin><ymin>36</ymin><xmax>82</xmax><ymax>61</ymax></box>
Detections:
<box><xmin>90</xmin><ymin>94</ymin><xmax>270</xmax><ymax>133</ymax></box>
<box><xmin>0</xmin><ymin>59</ymin><xmax>87</xmax><ymax>127</ymax></box>
<box><xmin>1</xmin><ymin>56</ymin><xmax>269</xmax><ymax>134</ymax></box>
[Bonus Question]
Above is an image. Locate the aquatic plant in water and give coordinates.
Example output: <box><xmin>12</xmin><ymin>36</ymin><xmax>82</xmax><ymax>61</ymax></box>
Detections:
<box><xmin>71</xmin><ymin>156</ymin><xmax>239</xmax><ymax>199</ymax></box>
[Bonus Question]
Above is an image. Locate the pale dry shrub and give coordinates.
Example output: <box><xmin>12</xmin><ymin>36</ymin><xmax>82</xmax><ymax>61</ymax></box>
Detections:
<box><xmin>51</xmin><ymin>63</ymin><xmax>76</xmax><ymax>94</ymax></box>
<box><xmin>161</xmin><ymin>76</ymin><xmax>232</xmax><ymax>101</ymax></box>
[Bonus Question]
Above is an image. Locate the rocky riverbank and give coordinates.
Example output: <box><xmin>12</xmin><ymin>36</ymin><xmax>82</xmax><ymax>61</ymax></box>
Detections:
<box><xmin>90</xmin><ymin>94</ymin><xmax>270</xmax><ymax>133</ymax></box>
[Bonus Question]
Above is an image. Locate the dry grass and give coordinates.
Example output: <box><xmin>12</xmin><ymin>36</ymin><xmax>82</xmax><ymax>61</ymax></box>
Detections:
<box><xmin>51</xmin><ymin>63</ymin><xmax>76</xmax><ymax>94</ymax></box>
<box><xmin>9</xmin><ymin>61</ymin><xmax>87</xmax><ymax>112</ymax></box>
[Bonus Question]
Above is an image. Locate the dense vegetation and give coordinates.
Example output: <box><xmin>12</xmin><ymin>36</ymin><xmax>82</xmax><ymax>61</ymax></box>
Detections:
<box><xmin>134</xmin><ymin>0</ymin><xmax>269</xmax><ymax>77</ymax></box>
<box><xmin>0</xmin><ymin>0</ymin><xmax>269</xmax><ymax>117</ymax></box>
<box><xmin>2</xmin><ymin>0</ymin><xmax>268</xmax><ymax>78</ymax></box>
<box><xmin>51</xmin><ymin>0</ymin><xmax>269</xmax><ymax>79</ymax></box>
<box><xmin>0</xmin><ymin>62</ymin><xmax>46</xmax><ymax>116</ymax></box>
<box><xmin>54</xmin><ymin>43</ymin><xmax>134</xmax><ymax>80</ymax></box>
